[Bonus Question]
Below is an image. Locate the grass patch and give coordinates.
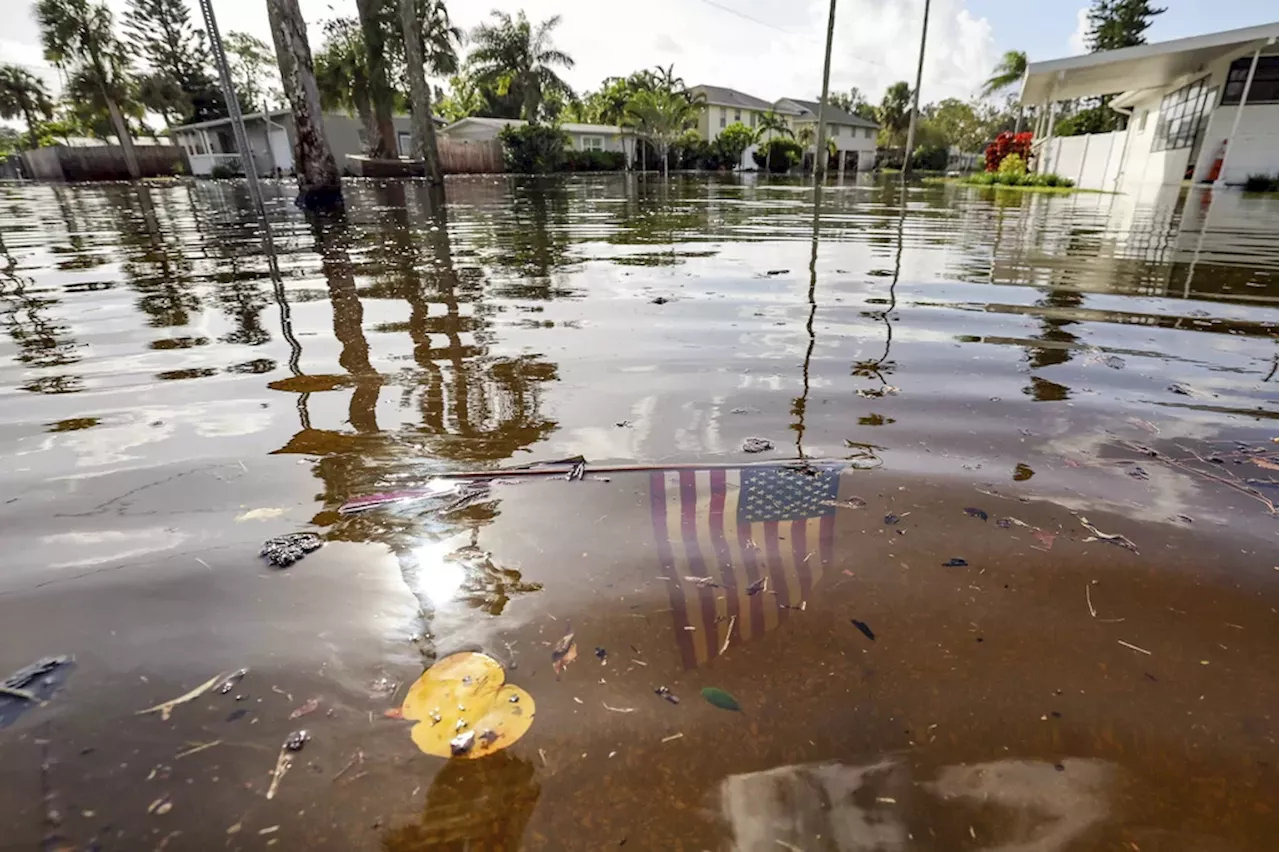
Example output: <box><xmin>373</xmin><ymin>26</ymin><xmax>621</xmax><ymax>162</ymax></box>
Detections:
<box><xmin>923</xmin><ymin>175</ymin><xmax>1111</xmax><ymax>195</ymax></box>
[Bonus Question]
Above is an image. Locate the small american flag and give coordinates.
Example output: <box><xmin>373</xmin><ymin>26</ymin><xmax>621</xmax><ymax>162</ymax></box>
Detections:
<box><xmin>650</xmin><ymin>464</ymin><xmax>840</xmax><ymax>669</ymax></box>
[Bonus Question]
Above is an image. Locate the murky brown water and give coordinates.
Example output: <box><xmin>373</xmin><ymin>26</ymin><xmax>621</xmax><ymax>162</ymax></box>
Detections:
<box><xmin>0</xmin><ymin>174</ymin><xmax>1276</xmax><ymax>850</ymax></box>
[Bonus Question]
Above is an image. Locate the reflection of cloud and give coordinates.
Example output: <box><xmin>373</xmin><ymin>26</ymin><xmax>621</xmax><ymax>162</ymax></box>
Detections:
<box><xmin>928</xmin><ymin>758</ymin><xmax>1111</xmax><ymax>852</ymax></box>
<box><xmin>721</xmin><ymin>759</ymin><xmax>908</xmax><ymax>851</ymax></box>
<box><xmin>721</xmin><ymin>757</ymin><xmax>1113</xmax><ymax>851</ymax></box>
<box><xmin>45</xmin><ymin>528</ymin><xmax>189</xmax><ymax>569</ymax></box>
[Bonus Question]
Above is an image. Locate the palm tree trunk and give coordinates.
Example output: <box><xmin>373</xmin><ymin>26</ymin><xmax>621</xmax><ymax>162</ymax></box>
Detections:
<box><xmin>265</xmin><ymin>0</ymin><xmax>343</xmax><ymax>207</ymax></box>
<box><xmin>354</xmin><ymin>0</ymin><xmax>397</xmax><ymax>158</ymax></box>
<box><xmin>396</xmin><ymin>0</ymin><xmax>442</xmax><ymax>185</ymax></box>
<box><xmin>104</xmin><ymin>97</ymin><xmax>141</xmax><ymax>179</ymax></box>
<box><xmin>22</xmin><ymin>105</ymin><xmax>40</xmax><ymax>151</ymax></box>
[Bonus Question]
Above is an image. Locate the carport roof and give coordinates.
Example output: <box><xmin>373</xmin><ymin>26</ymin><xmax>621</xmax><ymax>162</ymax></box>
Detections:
<box><xmin>1019</xmin><ymin>22</ymin><xmax>1278</xmax><ymax>104</ymax></box>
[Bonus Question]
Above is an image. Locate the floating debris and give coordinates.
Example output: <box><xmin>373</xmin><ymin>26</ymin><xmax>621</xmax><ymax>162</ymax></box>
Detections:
<box><xmin>449</xmin><ymin>730</ymin><xmax>476</xmax><ymax>756</ymax></box>
<box><xmin>1078</xmin><ymin>516</ymin><xmax>1139</xmax><ymax>554</ymax></box>
<box><xmin>147</xmin><ymin>796</ymin><xmax>172</xmax><ymax>816</ymax></box>
<box><xmin>174</xmin><ymin>740</ymin><xmax>221</xmax><ymax>759</ymax></box>
<box><xmin>884</xmin><ymin>514</ymin><xmax>900</xmax><ymax>525</ymax></box>
<box><xmin>0</xmin><ymin>655</ymin><xmax>74</xmax><ymax>727</ymax></box>
<box><xmin>661</xmin><ymin>732</ymin><xmax>684</xmax><ymax>743</ymax></box>
<box><xmin>284</xmin><ymin>730</ymin><xmax>310</xmax><ymax>752</ymax></box>
<box><xmin>1032</xmin><ymin>530</ymin><xmax>1057</xmax><ymax>551</ymax></box>
<box><xmin>260</xmin><ymin>533</ymin><xmax>323</xmax><ymax>567</ymax></box>
<box><xmin>964</xmin><ymin>507</ymin><xmax>988</xmax><ymax>521</ymax></box>
<box><xmin>654</xmin><ymin>686</ymin><xmax>680</xmax><ymax>705</ymax></box>
<box><xmin>395</xmin><ymin>652</ymin><xmax>534</xmax><ymax>759</ymax></box>
<box><xmin>1167</xmin><ymin>382</ymin><xmax>1191</xmax><ymax>395</ymax></box>
<box><xmin>138</xmin><ymin>671</ymin><xmax>229</xmax><ymax>721</ymax></box>
<box><xmin>602</xmin><ymin>702</ymin><xmax>635</xmax><ymax>713</ymax></box>
<box><xmin>742</xmin><ymin>437</ymin><xmax>774</xmax><ymax>454</ymax></box>
<box><xmin>218</xmin><ymin>668</ymin><xmax>248</xmax><ymax>695</ymax></box>
<box><xmin>685</xmin><ymin>575</ymin><xmax>720</xmax><ymax>588</ymax></box>
<box><xmin>651</xmin><ymin>296</ymin><xmax>671</xmax><ymax>305</ymax></box>
<box><xmin>594</xmin><ymin>647</ymin><xmax>608</xmax><ymax>665</ymax></box>
<box><xmin>615</xmin><ymin>420</ymin><xmax>632</xmax><ymax>428</ymax></box>
<box><xmin>745</xmin><ymin>577</ymin><xmax>767</xmax><ymax>596</ymax></box>
<box><xmin>552</xmin><ymin>628</ymin><xmax>578</xmax><ymax>677</ymax></box>
<box><xmin>1127</xmin><ymin>466</ymin><xmax>1150</xmax><ymax>481</ymax></box>
<box><xmin>719</xmin><ymin>615</ymin><xmax>737</xmax><ymax>655</ymax></box>
<box><xmin>942</xmin><ymin>558</ymin><xmax>969</xmax><ymax>567</ymax></box>
<box><xmin>1118</xmin><ymin>640</ymin><xmax>1152</xmax><ymax>656</ymax></box>
<box><xmin>764</xmin><ymin>269</ymin><xmax>790</xmax><ymax>276</ymax></box>
<box><xmin>701</xmin><ymin>687</ymin><xmax>742</xmax><ymax>712</ymax></box>
<box><xmin>851</xmin><ymin>619</ymin><xmax>876</xmax><ymax>641</ymax></box>
<box><xmin>824</xmin><ymin>496</ymin><xmax>868</xmax><ymax>510</ymax></box>
<box><xmin>289</xmin><ymin>698</ymin><xmax>320</xmax><ymax>720</ymax></box>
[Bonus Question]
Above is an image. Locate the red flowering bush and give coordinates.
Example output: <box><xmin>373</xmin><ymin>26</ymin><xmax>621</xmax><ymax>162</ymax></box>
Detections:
<box><xmin>984</xmin><ymin>131</ymin><xmax>1033</xmax><ymax>172</ymax></box>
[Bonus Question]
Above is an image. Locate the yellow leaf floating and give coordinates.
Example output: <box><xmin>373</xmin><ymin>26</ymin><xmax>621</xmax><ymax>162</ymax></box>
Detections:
<box><xmin>398</xmin><ymin>651</ymin><xmax>534</xmax><ymax>759</ymax></box>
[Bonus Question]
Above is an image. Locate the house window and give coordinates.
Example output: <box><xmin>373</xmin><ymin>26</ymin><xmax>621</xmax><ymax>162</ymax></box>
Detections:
<box><xmin>1222</xmin><ymin>55</ymin><xmax>1279</xmax><ymax>105</ymax></box>
<box><xmin>865</xmin><ymin>127</ymin><xmax>874</xmax><ymax>139</ymax></box>
<box><xmin>719</xmin><ymin>115</ymin><xmax>726</xmax><ymax>129</ymax></box>
<box><xmin>581</xmin><ymin>136</ymin><xmax>604</xmax><ymax>151</ymax></box>
<box><xmin>1137</xmin><ymin>110</ymin><xmax>1148</xmax><ymax>131</ymax></box>
<box><xmin>750</xmin><ymin>112</ymin><xmax>758</xmax><ymax>127</ymax></box>
<box><xmin>397</xmin><ymin>131</ymin><xmax>411</xmax><ymax>153</ymax></box>
<box><xmin>1153</xmin><ymin>77</ymin><xmax>1213</xmax><ymax>152</ymax></box>
<box><xmin>734</xmin><ymin>110</ymin><xmax>741</xmax><ymax>122</ymax></box>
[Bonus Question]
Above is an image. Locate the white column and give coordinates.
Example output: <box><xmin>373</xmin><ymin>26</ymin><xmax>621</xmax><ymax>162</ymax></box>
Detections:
<box><xmin>1214</xmin><ymin>43</ymin><xmax>1263</xmax><ymax>188</ymax></box>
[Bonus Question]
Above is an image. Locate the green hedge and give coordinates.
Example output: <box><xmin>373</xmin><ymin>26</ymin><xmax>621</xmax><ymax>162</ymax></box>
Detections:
<box><xmin>965</xmin><ymin>171</ymin><xmax>1075</xmax><ymax>188</ymax></box>
<box><xmin>562</xmin><ymin>149</ymin><xmax>626</xmax><ymax>171</ymax></box>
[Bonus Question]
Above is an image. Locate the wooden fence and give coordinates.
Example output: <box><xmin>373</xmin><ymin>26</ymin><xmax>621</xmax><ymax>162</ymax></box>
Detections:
<box><xmin>19</xmin><ymin>145</ymin><xmax>189</xmax><ymax>181</ymax></box>
<box><xmin>438</xmin><ymin>140</ymin><xmax>504</xmax><ymax>174</ymax></box>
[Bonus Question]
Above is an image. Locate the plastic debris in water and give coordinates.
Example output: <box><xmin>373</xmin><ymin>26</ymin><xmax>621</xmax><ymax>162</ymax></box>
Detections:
<box><xmin>943</xmin><ymin>558</ymin><xmax>969</xmax><ymax>567</ymax></box>
<box><xmin>284</xmin><ymin>730</ymin><xmax>310</xmax><ymax>752</ymax></box>
<box><xmin>218</xmin><ymin>668</ymin><xmax>248</xmax><ymax>695</ymax></box>
<box><xmin>700</xmin><ymin>687</ymin><xmax>742</xmax><ymax>712</ymax></box>
<box><xmin>741</xmin><ymin>437</ymin><xmax>774</xmax><ymax>453</ymax></box>
<box><xmin>260</xmin><ymin>533</ymin><xmax>323</xmax><ymax>567</ymax></box>
<box><xmin>654</xmin><ymin>686</ymin><xmax>680</xmax><ymax>704</ymax></box>
<box><xmin>851</xmin><ymin>619</ymin><xmax>876</xmax><ymax>641</ymax></box>
<box><xmin>450</xmin><ymin>730</ymin><xmax>477</xmax><ymax>755</ymax></box>
<box><xmin>964</xmin><ymin>507</ymin><xmax>988</xmax><ymax>521</ymax></box>
<box><xmin>884</xmin><ymin>514</ymin><xmax>900</xmax><ymax>525</ymax></box>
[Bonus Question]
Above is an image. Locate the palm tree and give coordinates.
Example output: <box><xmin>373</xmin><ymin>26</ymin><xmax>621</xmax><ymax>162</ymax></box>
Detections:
<box><xmin>467</xmin><ymin>10</ymin><xmax>574</xmax><ymax>121</ymax></box>
<box><xmin>626</xmin><ymin>87</ymin><xmax>700</xmax><ymax>178</ymax></box>
<box><xmin>877</xmin><ymin>81</ymin><xmax>913</xmax><ymax>148</ymax></box>
<box><xmin>314</xmin><ymin>19</ymin><xmax>375</xmax><ymax>149</ymax></box>
<box><xmin>756</xmin><ymin>110</ymin><xmax>793</xmax><ymax>143</ymax></box>
<box><xmin>0</xmin><ymin>65</ymin><xmax>55</xmax><ymax>149</ymax></box>
<box><xmin>35</xmin><ymin>0</ymin><xmax>140</xmax><ymax>177</ymax></box>
<box><xmin>981</xmin><ymin>50</ymin><xmax>1027</xmax><ymax>97</ymax></box>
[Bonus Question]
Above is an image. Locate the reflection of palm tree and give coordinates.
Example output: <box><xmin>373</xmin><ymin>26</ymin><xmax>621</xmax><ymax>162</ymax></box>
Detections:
<box><xmin>0</xmin><ymin>221</ymin><xmax>83</xmax><ymax>393</ymax></box>
<box><xmin>112</xmin><ymin>185</ymin><xmax>201</xmax><ymax>328</ymax></box>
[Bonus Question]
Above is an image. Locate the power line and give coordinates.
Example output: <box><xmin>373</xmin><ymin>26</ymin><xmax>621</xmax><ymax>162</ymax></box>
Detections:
<box><xmin>691</xmin><ymin>0</ymin><xmax>890</xmax><ymax>72</ymax></box>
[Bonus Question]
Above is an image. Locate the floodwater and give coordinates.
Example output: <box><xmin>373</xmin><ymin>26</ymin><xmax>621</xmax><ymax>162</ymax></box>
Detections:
<box><xmin>0</xmin><ymin>174</ymin><xmax>1276</xmax><ymax>850</ymax></box>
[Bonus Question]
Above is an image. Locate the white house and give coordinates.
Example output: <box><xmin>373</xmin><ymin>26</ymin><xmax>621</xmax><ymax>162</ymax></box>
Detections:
<box><xmin>438</xmin><ymin>117</ymin><xmax>634</xmax><ymax>158</ymax></box>
<box><xmin>171</xmin><ymin>110</ymin><xmax>416</xmax><ymax>176</ymax></box>
<box><xmin>774</xmin><ymin>97</ymin><xmax>879</xmax><ymax>173</ymax></box>
<box><xmin>1020</xmin><ymin>22</ymin><xmax>1278</xmax><ymax>191</ymax></box>
<box><xmin>689</xmin><ymin>85</ymin><xmax>776</xmax><ymax>169</ymax></box>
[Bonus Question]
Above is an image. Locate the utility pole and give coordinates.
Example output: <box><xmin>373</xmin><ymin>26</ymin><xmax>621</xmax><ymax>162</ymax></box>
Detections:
<box><xmin>195</xmin><ymin>0</ymin><xmax>266</xmax><ymax>220</ymax></box>
<box><xmin>813</xmin><ymin>0</ymin><xmax>838</xmax><ymax>182</ymax></box>
<box><xmin>901</xmin><ymin>0</ymin><xmax>931</xmax><ymax>177</ymax></box>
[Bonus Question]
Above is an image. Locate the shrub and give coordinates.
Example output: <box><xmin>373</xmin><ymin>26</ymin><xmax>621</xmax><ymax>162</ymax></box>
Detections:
<box><xmin>562</xmin><ymin>149</ymin><xmax>626</xmax><ymax>171</ymax></box>
<box><xmin>997</xmin><ymin>153</ymin><xmax>1027</xmax><ymax>177</ymax></box>
<box><xmin>499</xmin><ymin>123</ymin><xmax>568</xmax><ymax>173</ymax></box>
<box><xmin>911</xmin><ymin>143</ymin><xmax>949</xmax><ymax>172</ymax></box>
<box><xmin>760</xmin><ymin>137</ymin><xmax>802</xmax><ymax>173</ymax></box>
<box><xmin>984</xmin><ymin>130</ymin><xmax>1032</xmax><ymax>172</ymax></box>
<box><xmin>715</xmin><ymin>122</ymin><xmax>756</xmax><ymax>170</ymax></box>
<box><xmin>209</xmin><ymin>161</ymin><xmax>240</xmax><ymax>179</ymax></box>
<box><xmin>1244</xmin><ymin>173</ymin><xmax>1279</xmax><ymax>192</ymax></box>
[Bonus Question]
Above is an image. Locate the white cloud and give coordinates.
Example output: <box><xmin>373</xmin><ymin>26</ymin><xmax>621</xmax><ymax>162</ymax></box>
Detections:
<box><xmin>1067</xmin><ymin>5</ymin><xmax>1091</xmax><ymax>54</ymax></box>
<box><xmin>4</xmin><ymin>0</ymin><xmax>997</xmax><ymax>108</ymax></box>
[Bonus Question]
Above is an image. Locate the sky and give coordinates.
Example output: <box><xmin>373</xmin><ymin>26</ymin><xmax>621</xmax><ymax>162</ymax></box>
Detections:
<box><xmin>3</xmin><ymin>0</ymin><xmax>1279</xmax><ymax>115</ymax></box>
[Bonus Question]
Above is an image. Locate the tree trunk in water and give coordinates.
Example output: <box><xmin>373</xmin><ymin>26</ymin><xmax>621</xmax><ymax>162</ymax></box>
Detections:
<box><xmin>266</xmin><ymin>0</ymin><xmax>343</xmax><ymax>207</ymax></box>
<box><xmin>103</xmin><ymin>97</ymin><xmax>141</xmax><ymax>179</ymax></box>
<box><xmin>355</xmin><ymin>93</ymin><xmax>376</xmax><ymax>156</ymax></box>
<box><xmin>355</xmin><ymin>0</ymin><xmax>398</xmax><ymax>158</ymax></box>
<box><xmin>396</xmin><ymin>0</ymin><xmax>442</xmax><ymax>184</ymax></box>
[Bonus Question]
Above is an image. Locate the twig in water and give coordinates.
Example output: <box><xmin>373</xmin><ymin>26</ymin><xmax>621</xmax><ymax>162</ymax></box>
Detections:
<box><xmin>1117</xmin><ymin>640</ymin><xmax>1151</xmax><ymax>656</ymax></box>
<box><xmin>332</xmin><ymin>751</ymin><xmax>363</xmax><ymax>782</ymax></box>
<box><xmin>265</xmin><ymin>744</ymin><xmax>292</xmax><ymax>800</ymax></box>
<box><xmin>1086</xmin><ymin>585</ymin><xmax>1097</xmax><ymax>618</ymax></box>
<box><xmin>1077</xmin><ymin>517</ymin><xmax>1139</xmax><ymax>554</ymax></box>
<box><xmin>175</xmin><ymin>740</ymin><xmax>221</xmax><ymax>759</ymax></box>
<box><xmin>719</xmin><ymin>615</ymin><xmax>737</xmax><ymax>656</ymax></box>
<box><xmin>661</xmin><ymin>732</ymin><xmax>684</xmax><ymax>743</ymax></box>
<box><xmin>137</xmin><ymin>672</ymin><xmax>227</xmax><ymax>721</ymax></box>
<box><xmin>602</xmin><ymin>702</ymin><xmax>635</xmax><ymax>713</ymax></box>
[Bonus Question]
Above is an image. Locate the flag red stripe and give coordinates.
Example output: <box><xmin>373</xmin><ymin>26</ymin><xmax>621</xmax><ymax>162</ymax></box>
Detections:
<box><xmin>792</xmin><ymin>518</ymin><xmax>811</xmax><ymax>599</ymax></box>
<box><xmin>651</xmin><ymin>471</ymin><xmax>697</xmax><ymax>670</ymax></box>
<box><xmin>708</xmin><ymin>470</ymin><xmax>739</xmax><ymax>641</ymax></box>
<box><xmin>680</xmin><ymin>471</ymin><xmax>719</xmax><ymax>663</ymax></box>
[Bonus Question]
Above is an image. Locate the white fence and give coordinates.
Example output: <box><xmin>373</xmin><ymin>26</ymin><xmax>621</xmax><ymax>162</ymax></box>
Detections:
<box><xmin>1038</xmin><ymin>132</ymin><xmax>1126</xmax><ymax>191</ymax></box>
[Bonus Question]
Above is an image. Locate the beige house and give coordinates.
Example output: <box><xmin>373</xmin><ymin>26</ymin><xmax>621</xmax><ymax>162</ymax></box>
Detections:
<box><xmin>774</xmin><ymin>98</ymin><xmax>879</xmax><ymax>172</ymax></box>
